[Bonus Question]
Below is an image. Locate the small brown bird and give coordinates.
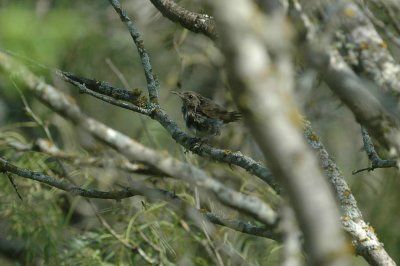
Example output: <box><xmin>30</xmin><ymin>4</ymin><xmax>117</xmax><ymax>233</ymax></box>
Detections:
<box><xmin>171</xmin><ymin>91</ymin><xmax>241</xmax><ymax>138</ymax></box>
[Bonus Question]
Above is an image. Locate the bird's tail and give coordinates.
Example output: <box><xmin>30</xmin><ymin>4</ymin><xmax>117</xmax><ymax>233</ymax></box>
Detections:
<box><xmin>224</xmin><ymin>111</ymin><xmax>241</xmax><ymax>123</ymax></box>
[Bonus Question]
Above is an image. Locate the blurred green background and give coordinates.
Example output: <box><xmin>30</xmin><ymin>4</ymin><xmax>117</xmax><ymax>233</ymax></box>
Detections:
<box><xmin>0</xmin><ymin>0</ymin><xmax>399</xmax><ymax>265</ymax></box>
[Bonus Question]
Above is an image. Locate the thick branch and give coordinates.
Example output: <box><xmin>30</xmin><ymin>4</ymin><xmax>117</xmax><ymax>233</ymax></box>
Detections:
<box><xmin>290</xmin><ymin>3</ymin><xmax>396</xmax><ymax>263</ymax></box>
<box><xmin>311</xmin><ymin>49</ymin><xmax>400</xmax><ymax>153</ymax></box>
<box><xmin>149</xmin><ymin>0</ymin><xmax>217</xmax><ymax>40</ymax></box>
<box><xmin>290</xmin><ymin>0</ymin><xmax>400</xmax><ymax>154</ymax></box>
<box><xmin>332</xmin><ymin>2</ymin><xmax>400</xmax><ymax>96</ymax></box>
<box><xmin>303</xmin><ymin>121</ymin><xmax>396</xmax><ymax>266</ymax></box>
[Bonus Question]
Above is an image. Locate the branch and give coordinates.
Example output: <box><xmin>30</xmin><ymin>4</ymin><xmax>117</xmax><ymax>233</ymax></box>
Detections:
<box><xmin>313</xmin><ymin>49</ymin><xmax>400</xmax><ymax>153</ymax></box>
<box><xmin>334</xmin><ymin>2</ymin><xmax>400</xmax><ymax>96</ymax></box>
<box><xmin>211</xmin><ymin>1</ymin><xmax>349</xmax><ymax>265</ymax></box>
<box><xmin>280</xmin><ymin>205</ymin><xmax>302</xmax><ymax>266</ymax></box>
<box><xmin>290</xmin><ymin>1</ymin><xmax>400</xmax><ymax>154</ymax></box>
<box><xmin>290</xmin><ymin>1</ymin><xmax>400</xmax><ymax>156</ymax></box>
<box><xmin>0</xmin><ymin>157</ymin><xmax>170</xmax><ymax>200</ymax></box>
<box><xmin>149</xmin><ymin>0</ymin><xmax>217</xmax><ymax>40</ymax></box>
<box><xmin>108</xmin><ymin>0</ymin><xmax>159</xmax><ymax>104</ymax></box>
<box><xmin>204</xmin><ymin>212</ymin><xmax>279</xmax><ymax>240</ymax></box>
<box><xmin>0</xmin><ymin>156</ymin><xmax>278</xmax><ymax>240</ymax></box>
<box><xmin>352</xmin><ymin>127</ymin><xmax>397</xmax><ymax>174</ymax></box>
<box><xmin>2</xmin><ymin>137</ymin><xmax>166</xmax><ymax>176</ymax></box>
<box><xmin>363</xmin><ymin>6</ymin><xmax>400</xmax><ymax>49</ymax></box>
<box><xmin>303</xmin><ymin>121</ymin><xmax>396</xmax><ymax>266</ymax></box>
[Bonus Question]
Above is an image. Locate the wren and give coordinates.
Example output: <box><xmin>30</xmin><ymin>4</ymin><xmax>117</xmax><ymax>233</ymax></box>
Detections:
<box><xmin>171</xmin><ymin>91</ymin><xmax>241</xmax><ymax>138</ymax></box>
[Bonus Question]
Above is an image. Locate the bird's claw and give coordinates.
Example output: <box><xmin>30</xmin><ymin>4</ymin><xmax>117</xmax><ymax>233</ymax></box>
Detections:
<box><xmin>191</xmin><ymin>137</ymin><xmax>206</xmax><ymax>152</ymax></box>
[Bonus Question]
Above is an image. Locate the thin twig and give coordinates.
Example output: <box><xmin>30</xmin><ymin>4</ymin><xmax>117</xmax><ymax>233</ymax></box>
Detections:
<box><xmin>87</xmin><ymin>200</ymin><xmax>159</xmax><ymax>264</ymax></box>
<box><xmin>108</xmin><ymin>0</ymin><xmax>159</xmax><ymax>104</ymax></box>
<box><xmin>204</xmin><ymin>212</ymin><xmax>279</xmax><ymax>240</ymax></box>
<box><xmin>13</xmin><ymin>81</ymin><xmax>54</xmax><ymax>143</ymax></box>
<box><xmin>59</xmin><ymin>71</ymin><xmax>151</xmax><ymax>115</ymax></box>
<box><xmin>5</xmin><ymin>173</ymin><xmax>23</xmax><ymax>200</ymax></box>
<box><xmin>352</xmin><ymin>127</ymin><xmax>398</xmax><ymax>174</ymax></box>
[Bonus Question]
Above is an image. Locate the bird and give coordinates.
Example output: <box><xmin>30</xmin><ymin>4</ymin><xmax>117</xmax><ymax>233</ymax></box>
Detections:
<box><xmin>171</xmin><ymin>90</ymin><xmax>241</xmax><ymax>139</ymax></box>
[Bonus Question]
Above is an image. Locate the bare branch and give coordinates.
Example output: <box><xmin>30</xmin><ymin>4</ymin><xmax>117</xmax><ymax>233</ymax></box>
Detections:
<box><xmin>311</xmin><ymin>49</ymin><xmax>400</xmax><ymax>153</ymax></box>
<box><xmin>149</xmin><ymin>0</ymin><xmax>217</xmax><ymax>40</ymax></box>
<box><xmin>0</xmin><ymin>157</ymin><xmax>168</xmax><ymax>200</ymax></box>
<box><xmin>204</xmin><ymin>212</ymin><xmax>279</xmax><ymax>240</ymax></box>
<box><xmin>352</xmin><ymin>127</ymin><xmax>397</xmax><ymax>174</ymax></box>
<box><xmin>363</xmin><ymin>6</ymin><xmax>400</xmax><ymax>49</ymax></box>
<box><xmin>333</xmin><ymin>2</ymin><xmax>400</xmax><ymax>96</ymax></box>
<box><xmin>6</xmin><ymin>173</ymin><xmax>22</xmax><ymax>200</ymax></box>
<box><xmin>108</xmin><ymin>0</ymin><xmax>159</xmax><ymax>104</ymax></box>
<box><xmin>292</xmin><ymin>1</ymin><xmax>400</xmax><ymax>154</ymax></box>
<box><xmin>303</xmin><ymin>121</ymin><xmax>396</xmax><ymax>266</ymax></box>
<box><xmin>59</xmin><ymin>71</ymin><xmax>151</xmax><ymax>115</ymax></box>
<box><xmin>280</xmin><ymin>205</ymin><xmax>302</xmax><ymax>266</ymax></box>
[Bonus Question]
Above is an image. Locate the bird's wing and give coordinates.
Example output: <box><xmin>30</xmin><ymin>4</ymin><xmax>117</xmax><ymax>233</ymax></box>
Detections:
<box><xmin>200</xmin><ymin>104</ymin><xmax>240</xmax><ymax>123</ymax></box>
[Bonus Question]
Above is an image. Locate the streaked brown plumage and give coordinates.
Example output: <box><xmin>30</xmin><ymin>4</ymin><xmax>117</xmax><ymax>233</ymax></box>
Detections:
<box><xmin>171</xmin><ymin>91</ymin><xmax>241</xmax><ymax>137</ymax></box>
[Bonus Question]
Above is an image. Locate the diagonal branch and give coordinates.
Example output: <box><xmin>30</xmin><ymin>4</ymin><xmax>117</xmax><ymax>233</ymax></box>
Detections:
<box><xmin>108</xmin><ymin>0</ymin><xmax>159</xmax><ymax>104</ymax></box>
<box><xmin>303</xmin><ymin>121</ymin><xmax>396</xmax><ymax>266</ymax></box>
<box><xmin>352</xmin><ymin>127</ymin><xmax>397</xmax><ymax>174</ymax></box>
<box><xmin>0</xmin><ymin>157</ymin><xmax>168</xmax><ymax>200</ymax></box>
<box><xmin>149</xmin><ymin>0</ymin><xmax>217</xmax><ymax>40</ymax></box>
<box><xmin>311</xmin><ymin>49</ymin><xmax>400</xmax><ymax>153</ymax></box>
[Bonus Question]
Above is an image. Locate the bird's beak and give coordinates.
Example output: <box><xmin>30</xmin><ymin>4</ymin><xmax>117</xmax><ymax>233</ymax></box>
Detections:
<box><xmin>171</xmin><ymin>91</ymin><xmax>183</xmax><ymax>98</ymax></box>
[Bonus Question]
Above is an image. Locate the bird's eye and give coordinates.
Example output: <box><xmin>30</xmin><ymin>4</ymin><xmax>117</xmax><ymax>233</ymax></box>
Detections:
<box><xmin>188</xmin><ymin>95</ymin><xmax>193</xmax><ymax>99</ymax></box>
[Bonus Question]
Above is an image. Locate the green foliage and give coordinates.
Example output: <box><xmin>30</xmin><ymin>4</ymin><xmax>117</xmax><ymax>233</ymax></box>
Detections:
<box><xmin>0</xmin><ymin>7</ymin><xmax>85</xmax><ymax>67</ymax></box>
<box><xmin>0</xmin><ymin>130</ymin><xmax>276</xmax><ymax>265</ymax></box>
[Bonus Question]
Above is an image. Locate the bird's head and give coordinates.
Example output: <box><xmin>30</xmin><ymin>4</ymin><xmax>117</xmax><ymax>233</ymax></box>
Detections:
<box><xmin>171</xmin><ymin>91</ymin><xmax>201</xmax><ymax>108</ymax></box>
